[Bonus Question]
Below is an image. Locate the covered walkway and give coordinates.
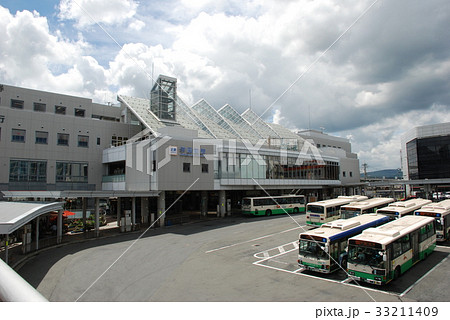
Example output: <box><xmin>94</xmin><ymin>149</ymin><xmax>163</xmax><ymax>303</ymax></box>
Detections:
<box><xmin>0</xmin><ymin>201</ymin><xmax>64</xmax><ymax>264</ymax></box>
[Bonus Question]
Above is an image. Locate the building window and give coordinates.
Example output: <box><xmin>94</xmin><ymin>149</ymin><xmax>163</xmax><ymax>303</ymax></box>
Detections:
<box><xmin>111</xmin><ymin>135</ymin><xmax>128</xmax><ymax>147</ymax></box>
<box><xmin>202</xmin><ymin>163</ymin><xmax>209</xmax><ymax>173</ymax></box>
<box><xmin>9</xmin><ymin>159</ymin><xmax>47</xmax><ymax>182</ymax></box>
<box><xmin>57</xmin><ymin>133</ymin><xmax>69</xmax><ymax>146</ymax></box>
<box><xmin>75</xmin><ymin>108</ymin><xmax>85</xmax><ymax>117</ymax></box>
<box><xmin>55</xmin><ymin>105</ymin><xmax>66</xmax><ymax>115</ymax></box>
<box><xmin>56</xmin><ymin>162</ymin><xmax>88</xmax><ymax>182</ymax></box>
<box><xmin>78</xmin><ymin>135</ymin><xmax>89</xmax><ymax>148</ymax></box>
<box><xmin>350</xmin><ymin>171</ymin><xmax>353</xmax><ymax>177</ymax></box>
<box><xmin>35</xmin><ymin>131</ymin><xmax>48</xmax><ymax>144</ymax></box>
<box><xmin>183</xmin><ymin>162</ymin><xmax>191</xmax><ymax>173</ymax></box>
<box><xmin>33</xmin><ymin>102</ymin><xmax>46</xmax><ymax>112</ymax></box>
<box><xmin>11</xmin><ymin>129</ymin><xmax>26</xmax><ymax>143</ymax></box>
<box><xmin>11</xmin><ymin>99</ymin><xmax>24</xmax><ymax>109</ymax></box>
<box><xmin>342</xmin><ymin>171</ymin><xmax>346</xmax><ymax>177</ymax></box>
<box><xmin>0</xmin><ymin>115</ymin><xmax>4</xmax><ymax>123</ymax></box>
<box><xmin>97</xmin><ymin>137</ymin><xmax>101</xmax><ymax>145</ymax></box>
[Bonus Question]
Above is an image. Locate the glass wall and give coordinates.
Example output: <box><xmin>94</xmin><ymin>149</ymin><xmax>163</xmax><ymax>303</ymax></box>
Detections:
<box><xmin>216</xmin><ymin>152</ymin><xmax>339</xmax><ymax>180</ymax></box>
<box><xmin>407</xmin><ymin>136</ymin><xmax>450</xmax><ymax>179</ymax></box>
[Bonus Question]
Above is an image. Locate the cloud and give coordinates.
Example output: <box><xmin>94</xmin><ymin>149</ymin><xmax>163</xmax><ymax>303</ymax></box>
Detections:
<box><xmin>1</xmin><ymin>0</ymin><xmax>449</xmax><ymax>171</ymax></box>
<box><xmin>58</xmin><ymin>0</ymin><xmax>142</xmax><ymax>28</ymax></box>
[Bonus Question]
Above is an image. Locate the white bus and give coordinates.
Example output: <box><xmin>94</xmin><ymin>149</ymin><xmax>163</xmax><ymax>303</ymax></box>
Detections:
<box><xmin>298</xmin><ymin>214</ymin><xmax>390</xmax><ymax>273</ymax></box>
<box><xmin>376</xmin><ymin>198</ymin><xmax>432</xmax><ymax>220</ymax></box>
<box><xmin>415</xmin><ymin>199</ymin><xmax>450</xmax><ymax>242</ymax></box>
<box><xmin>241</xmin><ymin>195</ymin><xmax>306</xmax><ymax>216</ymax></box>
<box><xmin>306</xmin><ymin>195</ymin><xmax>368</xmax><ymax>226</ymax></box>
<box><xmin>340</xmin><ymin>198</ymin><xmax>395</xmax><ymax>219</ymax></box>
<box><xmin>347</xmin><ymin>215</ymin><xmax>436</xmax><ymax>285</ymax></box>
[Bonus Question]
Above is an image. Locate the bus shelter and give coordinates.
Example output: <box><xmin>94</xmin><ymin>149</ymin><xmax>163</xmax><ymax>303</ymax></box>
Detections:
<box><xmin>0</xmin><ymin>201</ymin><xmax>64</xmax><ymax>264</ymax></box>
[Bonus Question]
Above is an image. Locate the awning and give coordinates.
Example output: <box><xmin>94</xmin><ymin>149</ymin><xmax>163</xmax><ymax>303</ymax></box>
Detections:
<box><xmin>0</xmin><ymin>201</ymin><xmax>64</xmax><ymax>234</ymax></box>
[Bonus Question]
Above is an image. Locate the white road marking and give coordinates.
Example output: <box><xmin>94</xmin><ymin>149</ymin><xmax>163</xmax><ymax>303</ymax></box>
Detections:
<box><xmin>205</xmin><ymin>226</ymin><xmax>304</xmax><ymax>254</ymax></box>
<box><xmin>399</xmin><ymin>255</ymin><xmax>449</xmax><ymax>297</ymax></box>
<box><xmin>254</xmin><ymin>241</ymin><xmax>298</xmax><ymax>259</ymax></box>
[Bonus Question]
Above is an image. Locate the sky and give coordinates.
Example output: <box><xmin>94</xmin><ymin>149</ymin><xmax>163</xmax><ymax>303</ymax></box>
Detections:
<box><xmin>0</xmin><ymin>0</ymin><xmax>449</xmax><ymax>172</ymax></box>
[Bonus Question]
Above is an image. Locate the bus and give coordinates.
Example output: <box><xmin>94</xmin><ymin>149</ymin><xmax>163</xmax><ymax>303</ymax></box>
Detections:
<box><xmin>415</xmin><ymin>199</ymin><xmax>450</xmax><ymax>242</ymax></box>
<box><xmin>306</xmin><ymin>195</ymin><xmax>368</xmax><ymax>226</ymax></box>
<box><xmin>376</xmin><ymin>198</ymin><xmax>431</xmax><ymax>220</ymax></box>
<box><xmin>298</xmin><ymin>214</ymin><xmax>390</xmax><ymax>273</ymax></box>
<box><xmin>340</xmin><ymin>198</ymin><xmax>395</xmax><ymax>219</ymax></box>
<box><xmin>241</xmin><ymin>195</ymin><xmax>306</xmax><ymax>216</ymax></box>
<box><xmin>347</xmin><ymin>215</ymin><xmax>436</xmax><ymax>285</ymax></box>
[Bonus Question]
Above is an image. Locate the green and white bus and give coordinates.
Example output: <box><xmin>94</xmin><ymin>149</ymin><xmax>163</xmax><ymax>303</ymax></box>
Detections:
<box><xmin>347</xmin><ymin>215</ymin><xmax>436</xmax><ymax>285</ymax></box>
<box><xmin>241</xmin><ymin>195</ymin><xmax>306</xmax><ymax>216</ymax></box>
<box><xmin>306</xmin><ymin>195</ymin><xmax>368</xmax><ymax>226</ymax></box>
<box><xmin>298</xmin><ymin>214</ymin><xmax>390</xmax><ymax>273</ymax></box>
<box><xmin>415</xmin><ymin>199</ymin><xmax>450</xmax><ymax>242</ymax></box>
<box><xmin>375</xmin><ymin>198</ymin><xmax>432</xmax><ymax>221</ymax></box>
<box><xmin>340</xmin><ymin>197</ymin><xmax>395</xmax><ymax>219</ymax></box>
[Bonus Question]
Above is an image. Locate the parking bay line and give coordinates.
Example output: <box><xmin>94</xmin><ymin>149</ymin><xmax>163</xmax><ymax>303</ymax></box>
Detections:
<box><xmin>205</xmin><ymin>226</ymin><xmax>304</xmax><ymax>254</ymax></box>
<box><xmin>253</xmin><ymin>252</ymin><xmax>401</xmax><ymax>299</ymax></box>
<box><xmin>399</xmin><ymin>254</ymin><xmax>449</xmax><ymax>297</ymax></box>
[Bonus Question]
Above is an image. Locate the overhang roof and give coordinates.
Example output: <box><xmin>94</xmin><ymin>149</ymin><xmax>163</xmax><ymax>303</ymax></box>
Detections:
<box><xmin>0</xmin><ymin>201</ymin><xmax>64</xmax><ymax>234</ymax></box>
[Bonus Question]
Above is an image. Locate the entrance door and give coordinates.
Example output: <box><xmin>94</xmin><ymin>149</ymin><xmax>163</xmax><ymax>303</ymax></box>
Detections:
<box><xmin>411</xmin><ymin>231</ymin><xmax>419</xmax><ymax>263</ymax></box>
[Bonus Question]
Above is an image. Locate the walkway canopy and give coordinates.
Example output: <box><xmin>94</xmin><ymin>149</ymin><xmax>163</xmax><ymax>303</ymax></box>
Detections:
<box><xmin>0</xmin><ymin>201</ymin><xmax>63</xmax><ymax>235</ymax></box>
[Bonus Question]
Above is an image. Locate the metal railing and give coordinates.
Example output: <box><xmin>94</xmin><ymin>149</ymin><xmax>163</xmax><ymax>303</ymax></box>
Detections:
<box><xmin>0</xmin><ymin>258</ymin><xmax>48</xmax><ymax>302</ymax></box>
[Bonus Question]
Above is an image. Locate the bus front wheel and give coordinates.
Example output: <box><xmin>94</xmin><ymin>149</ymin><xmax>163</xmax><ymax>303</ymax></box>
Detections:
<box><xmin>265</xmin><ymin>209</ymin><xmax>272</xmax><ymax>216</ymax></box>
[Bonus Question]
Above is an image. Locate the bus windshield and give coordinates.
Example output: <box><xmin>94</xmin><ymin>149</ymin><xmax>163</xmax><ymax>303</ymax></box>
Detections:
<box><xmin>307</xmin><ymin>205</ymin><xmax>324</xmax><ymax>214</ymax></box>
<box><xmin>348</xmin><ymin>245</ymin><xmax>384</xmax><ymax>268</ymax></box>
<box><xmin>299</xmin><ymin>240</ymin><xmax>327</xmax><ymax>259</ymax></box>
<box><xmin>242</xmin><ymin>199</ymin><xmax>251</xmax><ymax>207</ymax></box>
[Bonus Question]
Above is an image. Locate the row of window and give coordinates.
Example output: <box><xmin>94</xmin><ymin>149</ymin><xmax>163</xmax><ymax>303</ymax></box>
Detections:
<box><xmin>9</xmin><ymin>159</ymin><xmax>88</xmax><ymax>183</ymax></box>
<box><xmin>390</xmin><ymin>222</ymin><xmax>435</xmax><ymax>259</ymax></box>
<box><xmin>10</xmin><ymin>129</ymin><xmax>96</xmax><ymax>147</ymax></box>
<box><xmin>11</xmin><ymin>99</ymin><xmax>86</xmax><ymax>117</ymax></box>
<box><xmin>183</xmin><ymin>162</ymin><xmax>209</xmax><ymax>173</ymax></box>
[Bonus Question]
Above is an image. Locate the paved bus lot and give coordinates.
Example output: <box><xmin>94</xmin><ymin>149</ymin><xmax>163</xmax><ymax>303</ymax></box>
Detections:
<box><xmin>18</xmin><ymin>214</ymin><xmax>450</xmax><ymax>302</ymax></box>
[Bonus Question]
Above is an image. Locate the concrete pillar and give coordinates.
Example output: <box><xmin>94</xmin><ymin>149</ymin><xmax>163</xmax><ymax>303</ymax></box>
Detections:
<box><xmin>82</xmin><ymin>197</ymin><xmax>87</xmax><ymax>233</ymax></box>
<box><xmin>201</xmin><ymin>191</ymin><xmax>208</xmax><ymax>217</ymax></box>
<box><xmin>94</xmin><ymin>198</ymin><xmax>100</xmax><ymax>237</ymax></box>
<box><xmin>131</xmin><ymin>197</ymin><xmax>136</xmax><ymax>230</ymax></box>
<box><xmin>35</xmin><ymin>216</ymin><xmax>40</xmax><ymax>251</ymax></box>
<box><xmin>5</xmin><ymin>234</ymin><xmax>9</xmax><ymax>264</ymax></box>
<box><xmin>117</xmin><ymin>197</ymin><xmax>122</xmax><ymax>227</ymax></box>
<box><xmin>141</xmin><ymin>197</ymin><xmax>149</xmax><ymax>225</ymax></box>
<box><xmin>219</xmin><ymin>190</ymin><xmax>226</xmax><ymax>218</ymax></box>
<box><xmin>157</xmin><ymin>191</ymin><xmax>166</xmax><ymax>227</ymax></box>
<box><xmin>57</xmin><ymin>209</ymin><xmax>63</xmax><ymax>244</ymax></box>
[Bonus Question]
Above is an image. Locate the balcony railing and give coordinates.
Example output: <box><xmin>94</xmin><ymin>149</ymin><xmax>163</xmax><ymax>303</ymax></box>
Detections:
<box><xmin>102</xmin><ymin>174</ymin><xmax>125</xmax><ymax>183</ymax></box>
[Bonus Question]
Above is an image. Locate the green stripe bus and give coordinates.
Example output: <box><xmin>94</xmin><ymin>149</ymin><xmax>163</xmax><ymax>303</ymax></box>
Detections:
<box><xmin>340</xmin><ymin>197</ymin><xmax>394</xmax><ymax>219</ymax></box>
<box><xmin>241</xmin><ymin>195</ymin><xmax>306</xmax><ymax>216</ymax></box>
<box><xmin>415</xmin><ymin>199</ymin><xmax>450</xmax><ymax>242</ymax></box>
<box><xmin>347</xmin><ymin>215</ymin><xmax>436</xmax><ymax>285</ymax></box>
<box><xmin>375</xmin><ymin>198</ymin><xmax>431</xmax><ymax>221</ymax></box>
<box><xmin>306</xmin><ymin>195</ymin><xmax>368</xmax><ymax>226</ymax></box>
<box><xmin>298</xmin><ymin>214</ymin><xmax>390</xmax><ymax>273</ymax></box>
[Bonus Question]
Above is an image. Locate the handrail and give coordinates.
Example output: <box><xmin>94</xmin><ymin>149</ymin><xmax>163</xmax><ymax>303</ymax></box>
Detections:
<box><xmin>0</xmin><ymin>258</ymin><xmax>48</xmax><ymax>302</ymax></box>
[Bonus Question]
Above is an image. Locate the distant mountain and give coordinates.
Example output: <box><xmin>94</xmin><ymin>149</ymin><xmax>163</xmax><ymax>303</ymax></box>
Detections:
<box><xmin>360</xmin><ymin>169</ymin><xmax>403</xmax><ymax>179</ymax></box>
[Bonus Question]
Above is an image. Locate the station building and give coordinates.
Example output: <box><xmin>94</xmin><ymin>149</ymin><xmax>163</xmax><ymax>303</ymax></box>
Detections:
<box><xmin>0</xmin><ymin>76</ymin><xmax>362</xmax><ymax>248</ymax></box>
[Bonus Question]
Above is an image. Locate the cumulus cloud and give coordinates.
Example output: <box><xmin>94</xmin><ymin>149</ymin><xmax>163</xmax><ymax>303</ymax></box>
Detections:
<box><xmin>1</xmin><ymin>0</ymin><xmax>449</xmax><ymax>171</ymax></box>
<box><xmin>58</xmin><ymin>0</ymin><xmax>142</xmax><ymax>28</ymax></box>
